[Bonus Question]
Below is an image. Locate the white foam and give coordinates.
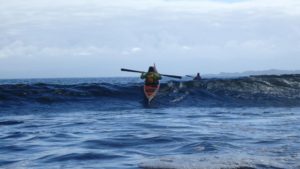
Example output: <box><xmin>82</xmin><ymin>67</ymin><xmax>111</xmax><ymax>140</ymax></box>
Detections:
<box><xmin>139</xmin><ymin>153</ymin><xmax>287</xmax><ymax>169</ymax></box>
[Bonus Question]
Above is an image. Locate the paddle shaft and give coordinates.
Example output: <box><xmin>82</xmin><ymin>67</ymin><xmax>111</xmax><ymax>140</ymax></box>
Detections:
<box><xmin>121</xmin><ymin>68</ymin><xmax>182</xmax><ymax>79</ymax></box>
<box><xmin>121</xmin><ymin>68</ymin><xmax>145</xmax><ymax>74</ymax></box>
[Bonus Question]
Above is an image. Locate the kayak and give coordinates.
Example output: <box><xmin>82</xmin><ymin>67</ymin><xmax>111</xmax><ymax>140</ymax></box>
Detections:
<box><xmin>143</xmin><ymin>84</ymin><xmax>160</xmax><ymax>103</ymax></box>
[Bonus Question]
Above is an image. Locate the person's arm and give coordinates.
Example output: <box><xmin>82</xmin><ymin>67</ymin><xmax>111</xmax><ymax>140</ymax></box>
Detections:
<box><xmin>155</xmin><ymin>73</ymin><xmax>162</xmax><ymax>80</ymax></box>
<box><xmin>158</xmin><ymin>74</ymin><xmax>162</xmax><ymax>80</ymax></box>
<box><xmin>140</xmin><ymin>72</ymin><xmax>146</xmax><ymax>79</ymax></box>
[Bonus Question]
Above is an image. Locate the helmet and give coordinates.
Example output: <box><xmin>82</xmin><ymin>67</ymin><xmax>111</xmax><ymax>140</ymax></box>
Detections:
<box><xmin>148</xmin><ymin>66</ymin><xmax>155</xmax><ymax>72</ymax></box>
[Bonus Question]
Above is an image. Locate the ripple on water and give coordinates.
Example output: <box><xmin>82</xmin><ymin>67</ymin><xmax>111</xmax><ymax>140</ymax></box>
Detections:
<box><xmin>0</xmin><ymin>145</ymin><xmax>27</xmax><ymax>153</ymax></box>
<box><xmin>44</xmin><ymin>152</ymin><xmax>125</xmax><ymax>163</ymax></box>
<box><xmin>1</xmin><ymin>131</ymin><xmax>28</xmax><ymax>139</ymax></box>
<box><xmin>0</xmin><ymin>160</ymin><xmax>20</xmax><ymax>167</ymax></box>
<box><xmin>138</xmin><ymin>153</ymin><xmax>289</xmax><ymax>169</ymax></box>
<box><xmin>0</xmin><ymin>120</ymin><xmax>24</xmax><ymax>126</ymax></box>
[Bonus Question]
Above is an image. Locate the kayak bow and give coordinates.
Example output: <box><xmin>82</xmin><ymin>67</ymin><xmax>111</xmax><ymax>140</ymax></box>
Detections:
<box><xmin>143</xmin><ymin>84</ymin><xmax>160</xmax><ymax>103</ymax></box>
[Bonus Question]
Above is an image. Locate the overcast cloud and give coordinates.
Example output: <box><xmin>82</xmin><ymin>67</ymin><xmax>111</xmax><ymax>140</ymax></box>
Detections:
<box><xmin>0</xmin><ymin>0</ymin><xmax>300</xmax><ymax>78</ymax></box>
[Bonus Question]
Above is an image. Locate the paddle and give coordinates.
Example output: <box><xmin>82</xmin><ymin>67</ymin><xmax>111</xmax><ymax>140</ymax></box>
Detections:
<box><xmin>121</xmin><ymin>68</ymin><xmax>145</xmax><ymax>74</ymax></box>
<box><xmin>121</xmin><ymin>68</ymin><xmax>182</xmax><ymax>79</ymax></box>
<box><xmin>186</xmin><ymin>75</ymin><xmax>194</xmax><ymax>78</ymax></box>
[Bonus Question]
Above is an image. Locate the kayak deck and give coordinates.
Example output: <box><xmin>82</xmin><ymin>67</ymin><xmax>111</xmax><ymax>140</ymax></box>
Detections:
<box><xmin>143</xmin><ymin>84</ymin><xmax>160</xmax><ymax>103</ymax></box>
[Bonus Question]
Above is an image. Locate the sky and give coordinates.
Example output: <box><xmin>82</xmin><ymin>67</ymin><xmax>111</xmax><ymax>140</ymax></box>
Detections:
<box><xmin>0</xmin><ymin>0</ymin><xmax>300</xmax><ymax>78</ymax></box>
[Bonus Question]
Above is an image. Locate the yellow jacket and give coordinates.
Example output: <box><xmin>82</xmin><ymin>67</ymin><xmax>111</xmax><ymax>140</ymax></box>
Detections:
<box><xmin>141</xmin><ymin>72</ymin><xmax>162</xmax><ymax>85</ymax></box>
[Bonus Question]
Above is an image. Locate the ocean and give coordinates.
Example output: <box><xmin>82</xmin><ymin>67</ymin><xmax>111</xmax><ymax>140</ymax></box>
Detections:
<box><xmin>0</xmin><ymin>75</ymin><xmax>300</xmax><ymax>169</ymax></box>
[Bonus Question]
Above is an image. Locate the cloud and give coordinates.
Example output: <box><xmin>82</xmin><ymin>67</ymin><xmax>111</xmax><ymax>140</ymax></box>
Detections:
<box><xmin>121</xmin><ymin>47</ymin><xmax>142</xmax><ymax>55</ymax></box>
<box><xmin>182</xmin><ymin>46</ymin><xmax>191</xmax><ymax>50</ymax></box>
<box><xmin>131</xmin><ymin>47</ymin><xmax>142</xmax><ymax>53</ymax></box>
<box><xmin>0</xmin><ymin>41</ymin><xmax>37</xmax><ymax>59</ymax></box>
<box><xmin>224</xmin><ymin>39</ymin><xmax>276</xmax><ymax>52</ymax></box>
<box><xmin>1</xmin><ymin>0</ymin><xmax>300</xmax><ymax>21</ymax></box>
<box><xmin>0</xmin><ymin>40</ymin><xmax>115</xmax><ymax>59</ymax></box>
<box><xmin>1</xmin><ymin>0</ymin><xmax>300</xmax><ymax>78</ymax></box>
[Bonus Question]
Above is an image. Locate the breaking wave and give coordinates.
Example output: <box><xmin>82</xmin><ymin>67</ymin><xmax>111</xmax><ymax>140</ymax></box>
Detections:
<box><xmin>1</xmin><ymin>74</ymin><xmax>300</xmax><ymax>107</ymax></box>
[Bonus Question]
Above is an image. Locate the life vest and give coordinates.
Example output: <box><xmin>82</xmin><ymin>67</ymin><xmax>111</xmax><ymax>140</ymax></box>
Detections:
<box><xmin>145</xmin><ymin>73</ymin><xmax>157</xmax><ymax>85</ymax></box>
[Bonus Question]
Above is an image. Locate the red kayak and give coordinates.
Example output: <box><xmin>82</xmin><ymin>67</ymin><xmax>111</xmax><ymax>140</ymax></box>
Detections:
<box><xmin>143</xmin><ymin>84</ymin><xmax>160</xmax><ymax>103</ymax></box>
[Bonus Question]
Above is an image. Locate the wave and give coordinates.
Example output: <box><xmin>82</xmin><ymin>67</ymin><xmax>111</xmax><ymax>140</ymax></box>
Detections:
<box><xmin>1</xmin><ymin>74</ymin><xmax>300</xmax><ymax>107</ymax></box>
<box><xmin>139</xmin><ymin>153</ymin><xmax>291</xmax><ymax>169</ymax></box>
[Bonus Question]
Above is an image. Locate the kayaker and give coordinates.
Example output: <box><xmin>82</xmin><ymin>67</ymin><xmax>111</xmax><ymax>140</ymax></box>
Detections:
<box><xmin>193</xmin><ymin>73</ymin><xmax>202</xmax><ymax>80</ymax></box>
<box><xmin>141</xmin><ymin>66</ymin><xmax>162</xmax><ymax>86</ymax></box>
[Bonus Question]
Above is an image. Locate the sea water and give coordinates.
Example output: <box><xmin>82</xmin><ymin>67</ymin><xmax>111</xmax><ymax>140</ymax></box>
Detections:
<box><xmin>0</xmin><ymin>76</ymin><xmax>300</xmax><ymax>169</ymax></box>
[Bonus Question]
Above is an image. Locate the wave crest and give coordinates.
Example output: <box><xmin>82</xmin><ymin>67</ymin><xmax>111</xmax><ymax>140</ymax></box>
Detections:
<box><xmin>1</xmin><ymin>74</ymin><xmax>300</xmax><ymax>107</ymax></box>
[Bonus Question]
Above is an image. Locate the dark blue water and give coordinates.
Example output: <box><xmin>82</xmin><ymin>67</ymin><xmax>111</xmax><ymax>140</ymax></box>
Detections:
<box><xmin>1</xmin><ymin>75</ymin><xmax>300</xmax><ymax>169</ymax></box>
